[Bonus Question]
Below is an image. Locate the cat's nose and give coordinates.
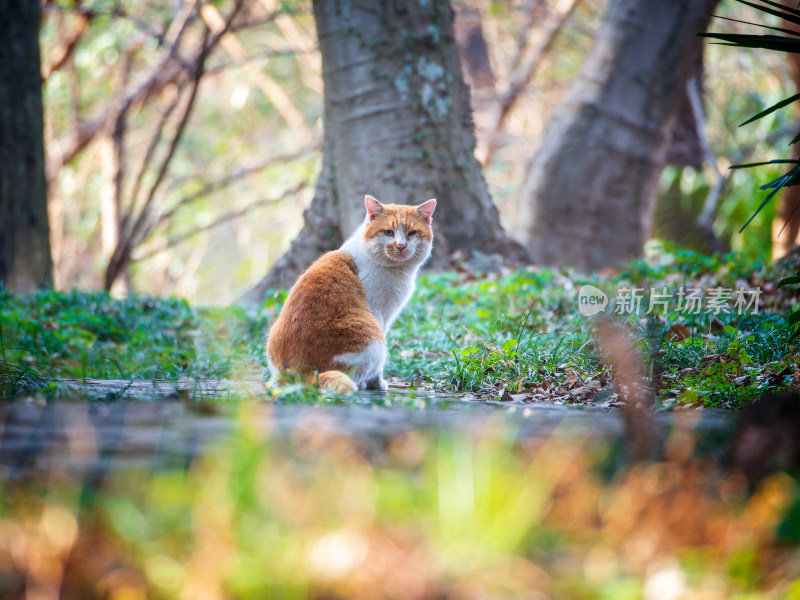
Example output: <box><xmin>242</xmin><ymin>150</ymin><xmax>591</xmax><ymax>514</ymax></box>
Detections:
<box><xmin>396</xmin><ymin>241</ymin><xmax>407</xmax><ymax>251</ymax></box>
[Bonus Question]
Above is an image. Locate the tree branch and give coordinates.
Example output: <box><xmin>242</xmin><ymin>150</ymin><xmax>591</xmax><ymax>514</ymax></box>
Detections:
<box><xmin>200</xmin><ymin>3</ymin><xmax>318</xmax><ymax>146</ymax></box>
<box><xmin>105</xmin><ymin>46</ymin><xmax>208</xmax><ymax>290</ymax></box>
<box><xmin>134</xmin><ymin>181</ymin><xmax>308</xmax><ymax>260</ymax></box>
<box><xmin>259</xmin><ymin>0</ymin><xmax>323</xmax><ymax>94</ymax></box>
<box><xmin>690</xmin><ymin>75</ymin><xmax>725</xmax><ymax>229</ymax></box>
<box><xmin>122</xmin><ymin>91</ymin><xmax>182</xmax><ymax>235</ymax></box>
<box><xmin>155</xmin><ymin>148</ymin><xmax>318</xmax><ymax>227</ymax></box>
<box><xmin>476</xmin><ymin>0</ymin><xmax>582</xmax><ymax>166</ymax></box>
<box><xmin>41</xmin><ymin>11</ymin><xmax>90</xmax><ymax>82</ymax></box>
<box><xmin>104</xmin><ymin>0</ymin><xmax>247</xmax><ymax>290</ymax></box>
<box><xmin>46</xmin><ymin>1</ymin><xmax>199</xmax><ymax>183</ymax></box>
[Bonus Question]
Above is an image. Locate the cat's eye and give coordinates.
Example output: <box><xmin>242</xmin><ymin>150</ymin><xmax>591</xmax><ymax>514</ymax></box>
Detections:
<box><xmin>407</xmin><ymin>230</ymin><xmax>418</xmax><ymax>237</ymax></box>
<box><xmin>384</xmin><ymin>230</ymin><xmax>394</xmax><ymax>237</ymax></box>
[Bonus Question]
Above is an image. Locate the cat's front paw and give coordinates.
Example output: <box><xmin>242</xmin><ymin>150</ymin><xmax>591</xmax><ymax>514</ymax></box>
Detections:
<box><xmin>365</xmin><ymin>375</ymin><xmax>388</xmax><ymax>391</ymax></box>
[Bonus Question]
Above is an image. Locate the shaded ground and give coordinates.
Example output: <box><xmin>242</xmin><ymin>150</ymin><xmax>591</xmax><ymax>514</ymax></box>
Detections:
<box><xmin>0</xmin><ymin>379</ymin><xmax>737</xmax><ymax>483</ymax></box>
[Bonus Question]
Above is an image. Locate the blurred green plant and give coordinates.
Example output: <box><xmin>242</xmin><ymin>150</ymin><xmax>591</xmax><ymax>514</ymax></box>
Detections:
<box><xmin>777</xmin><ymin>269</ymin><xmax>800</xmax><ymax>340</ymax></box>
<box><xmin>701</xmin><ymin>0</ymin><xmax>800</xmax><ymax>231</ymax></box>
<box><xmin>2</xmin><ymin>410</ymin><xmax>800</xmax><ymax>599</ymax></box>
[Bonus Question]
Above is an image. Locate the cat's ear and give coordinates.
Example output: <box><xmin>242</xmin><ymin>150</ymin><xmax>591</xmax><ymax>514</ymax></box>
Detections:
<box><xmin>365</xmin><ymin>195</ymin><xmax>384</xmax><ymax>221</ymax></box>
<box><xmin>417</xmin><ymin>199</ymin><xmax>437</xmax><ymax>223</ymax></box>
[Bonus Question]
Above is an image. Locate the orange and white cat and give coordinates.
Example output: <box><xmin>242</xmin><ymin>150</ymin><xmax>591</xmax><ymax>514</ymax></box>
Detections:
<box><xmin>266</xmin><ymin>195</ymin><xmax>436</xmax><ymax>393</ymax></box>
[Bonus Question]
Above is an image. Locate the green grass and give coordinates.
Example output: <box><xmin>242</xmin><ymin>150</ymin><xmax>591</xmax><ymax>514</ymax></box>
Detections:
<box><xmin>395</xmin><ymin>245</ymin><xmax>799</xmax><ymax>408</ymax></box>
<box><xmin>0</xmin><ymin>289</ymin><xmax>270</xmax><ymax>381</ymax></box>
<box><xmin>1</xmin><ymin>246</ymin><xmax>798</xmax><ymax>408</ymax></box>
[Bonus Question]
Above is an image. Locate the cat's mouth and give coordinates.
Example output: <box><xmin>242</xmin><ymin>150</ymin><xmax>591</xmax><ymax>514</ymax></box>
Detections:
<box><xmin>385</xmin><ymin>247</ymin><xmax>414</xmax><ymax>262</ymax></box>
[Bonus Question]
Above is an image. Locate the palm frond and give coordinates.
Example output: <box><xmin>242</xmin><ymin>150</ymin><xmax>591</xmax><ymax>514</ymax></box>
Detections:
<box><xmin>740</xmin><ymin>93</ymin><xmax>800</xmax><ymax>126</ymax></box>
<box><xmin>699</xmin><ymin>33</ymin><xmax>800</xmax><ymax>53</ymax></box>
<box><xmin>736</xmin><ymin>0</ymin><xmax>800</xmax><ymax>24</ymax></box>
<box><xmin>709</xmin><ymin>14</ymin><xmax>800</xmax><ymax>37</ymax></box>
<box><xmin>729</xmin><ymin>159</ymin><xmax>800</xmax><ymax>168</ymax></box>
<box><xmin>736</xmin><ymin>164</ymin><xmax>800</xmax><ymax>232</ymax></box>
<box><xmin>703</xmin><ymin>0</ymin><xmax>800</xmax><ymax>234</ymax></box>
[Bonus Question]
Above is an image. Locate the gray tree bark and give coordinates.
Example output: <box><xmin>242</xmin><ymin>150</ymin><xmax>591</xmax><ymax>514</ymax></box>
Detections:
<box><xmin>0</xmin><ymin>0</ymin><xmax>52</xmax><ymax>292</ymax></box>
<box><xmin>515</xmin><ymin>0</ymin><xmax>717</xmax><ymax>271</ymax></box>
<box><xmin>240</xmin><ymin>0</ymin><xmax>527</xmax><ymax>302</ymax></box>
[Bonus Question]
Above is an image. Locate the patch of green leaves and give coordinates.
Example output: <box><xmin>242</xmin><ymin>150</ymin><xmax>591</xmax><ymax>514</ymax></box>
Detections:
<box><xmin>0</xmin><ymin>289</ymin><xmax>273</xmax><ymax>390</ymax></box>
<box><xmin>777</xmin><ymin>271</ymin><xmax>800</xmax><ymax>341</ymax></box>
<box><xmin>657</xmin><ymin>319</ymin><xmax>794</xmax><ymax>408</ymax></box>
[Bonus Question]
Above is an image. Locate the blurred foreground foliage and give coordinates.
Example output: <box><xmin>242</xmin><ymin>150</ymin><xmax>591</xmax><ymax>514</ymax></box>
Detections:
<box><xmin>1</xmin><ymin>247</ymin><xmax>799</xmax><ymax>408</ymax></box>
<box><xmin>1</xmin><ymin>406</ymin><xmax>800</xmax><ymax>599</ymax></box>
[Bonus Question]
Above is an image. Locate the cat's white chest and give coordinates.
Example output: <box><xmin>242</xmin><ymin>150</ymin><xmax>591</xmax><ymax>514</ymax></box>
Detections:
<box><xmin>359</xmin><ymin>268</ymin><xmax>414</xmax><ymax>332</ymax></box>
<box><xmin>341</xmin><ymin>224</ymin><xmax>427</xmax><ymax>334</ymax></box>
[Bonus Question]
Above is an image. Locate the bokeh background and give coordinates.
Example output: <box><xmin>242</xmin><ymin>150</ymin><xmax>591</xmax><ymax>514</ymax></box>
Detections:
<box><xmin>38</xmin><ymin>0</ymin><xmax>797</xmax><ymax>303</ymax></box>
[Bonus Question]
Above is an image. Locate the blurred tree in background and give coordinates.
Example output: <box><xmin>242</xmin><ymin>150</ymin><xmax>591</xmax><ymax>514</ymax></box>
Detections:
<box><xmin>515</xmin><ymin>0</ymin><xmax>717</xmax><ymax>270</ymax></box>
<box><xmin>41</xmin><ymin>0</ymin><xmax>322</xmax><ymax>299</ymax></box>
<box><xmin>242</xmin><ymin>0</ymin><xmax>529</xmax><ymax>301</ymax></box>
<box><xmin>0</xmin><ymin>0</ymin><xmax>52</xmax><ymax>292</ymax></box>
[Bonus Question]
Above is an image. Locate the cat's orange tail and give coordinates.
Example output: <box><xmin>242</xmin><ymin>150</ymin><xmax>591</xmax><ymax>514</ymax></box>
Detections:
<box><xmin>317</xmin><ymin>370</ymin><xmax>358</xmax><ymax>393</ymax></box>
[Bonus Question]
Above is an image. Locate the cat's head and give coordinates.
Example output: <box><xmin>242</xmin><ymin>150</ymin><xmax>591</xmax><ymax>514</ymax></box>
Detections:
<box><xmin>362</xmin><ymin>195</ymin><xmax>436</xmax><ymax>266</ymax></box>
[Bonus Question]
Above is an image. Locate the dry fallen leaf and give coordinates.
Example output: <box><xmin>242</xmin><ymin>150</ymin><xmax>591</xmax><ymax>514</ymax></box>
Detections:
<box><xmin>666</xmin><ymin>323</ymin><xmax>691</xmax><ymax>343</ymax></box>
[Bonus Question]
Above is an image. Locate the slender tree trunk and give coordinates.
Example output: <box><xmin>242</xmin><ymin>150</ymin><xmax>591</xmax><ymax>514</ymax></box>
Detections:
<box><xmin>240</xmin><ymin>0</ymin><xmax>527</xmax><ymax>302</ymax></box>
<box><xmin>0</xmin><ymin>0</ymin><xmax>52</xmax><ymax>291</ymax></box>
<box><xmin>515</xmin><ymin>0</ymin><xmax>716</xmax><ymax>271</ymax></box>
<box><xmin>773</xmin><ymin>48</ymin><xmax>800</xmax><ymax>259</ymax></box>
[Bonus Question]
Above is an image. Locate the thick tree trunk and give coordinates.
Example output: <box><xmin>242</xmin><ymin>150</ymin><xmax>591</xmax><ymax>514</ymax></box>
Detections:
<box><xmin>0</xmin><ymin>0</ymin><xmax>52</xmax><ymax>291</ymax></box>
<box><xmin>240</xmin><ymin>0</ymin><xmax>527</xmax><ymax>302</ymax></box>
<box><xmin>515</xmin><ymin>0</ymin><xmax>716</xmax><ymax>271</ymax></box>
